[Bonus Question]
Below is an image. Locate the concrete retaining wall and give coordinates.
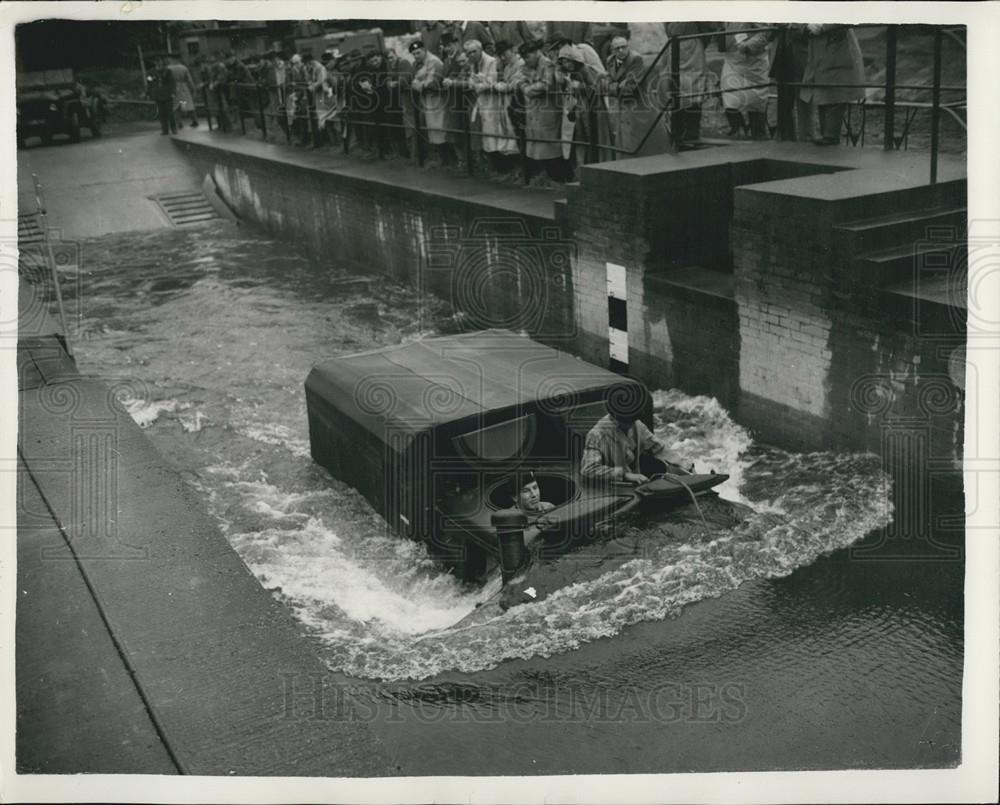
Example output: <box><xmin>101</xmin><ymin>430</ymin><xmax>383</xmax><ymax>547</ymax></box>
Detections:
<box><xmin>174</xmin><ymin>134</ymin><xmax>967</xmax><ymax>463</ymax></box>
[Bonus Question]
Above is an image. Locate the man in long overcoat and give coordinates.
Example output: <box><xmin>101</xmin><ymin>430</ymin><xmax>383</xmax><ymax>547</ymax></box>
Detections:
<box><xmin>604</xmin><ymin>35</ymin><xmax>645</xmax><ymax>154</ymax></box>
<box><xmin>719</xmin><ymin>22</ymin><xmax>771</xmax><ymax>140</ymax></box>
<box><xmin>515</xmin><ymin>39</ymin><xmax>566</xmax><ymax>181</ymax></box>
<box><xmin>555</xmin><ymin>44</ymin><xmax>607</xmax><ymax>166</ymax></box>
<box><xmin>410</xmin><ymin>40</ymin><xmax>448</xmax><ymax>157</ymax></box>
<box><xmin>664</xmin><ymin>21</ymin><xmax>713</xmax><ymax>143</ymax></box>
<box><xmin>799</xmin><ymin>24</ymin><xmax>865</xmax><ymax>145</ymax></box>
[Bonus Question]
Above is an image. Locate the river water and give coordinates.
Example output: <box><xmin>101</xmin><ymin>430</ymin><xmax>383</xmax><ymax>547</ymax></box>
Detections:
<box><xmin>63</xmin><ymin>220</ymin><xmax>963</xmax><ymax>774</ymax></box>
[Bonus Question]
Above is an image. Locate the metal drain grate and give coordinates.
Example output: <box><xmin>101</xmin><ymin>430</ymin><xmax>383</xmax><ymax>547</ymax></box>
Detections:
<box><xmin>152</xmin><ymin>190</ymin><xmax>218</xmax><ymax>226</ymax></box>
<box><xmin>17</xmin><ymin>212</ymin><xmax>46</xmax><ymax>245</ymax></box>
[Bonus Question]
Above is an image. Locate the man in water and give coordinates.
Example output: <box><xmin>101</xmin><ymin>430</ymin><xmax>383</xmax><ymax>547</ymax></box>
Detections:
<box><xmin>516</xmin><ymin>471</ymin><xmax>555</xmax><ymax>515</ymax></box>
<box><xmin>581</xmin><ymin>385</ymin><xmax>690</xmax><ymax>483</ymax></box>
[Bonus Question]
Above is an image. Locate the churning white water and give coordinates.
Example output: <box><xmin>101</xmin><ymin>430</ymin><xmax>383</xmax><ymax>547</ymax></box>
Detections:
<box><xmin>69</xmin><ymin>221</ymin><xmax>893</xmax><ymax>682</ymax></box>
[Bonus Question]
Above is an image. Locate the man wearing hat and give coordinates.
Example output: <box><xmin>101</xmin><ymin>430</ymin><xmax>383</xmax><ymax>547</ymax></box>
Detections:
<box><xmin>555</xmin><ymin>43</ymin><xmax>608</xmax><ymax>166</ymax></box>
<box><xmin>547</xmin><ymin>31</ymin><xmax>604</xmax><ymax>73</ymax></box>
<box><xmin>384</xmin><ymin>47</ymin><xmax>416</xmax><ymax>157</ymax></box>
<box><xmin>581</xmin><ymin>384</ymin><xmax>688</xmax><ymax>483</ymax></box>
<box><xmin>664</xmin><ymin>22</ymin><xmax>713</xmax><ymax>144</ymax></box>
<box><xmin>300</xmin><ymin>50</ymin><xmax>326</xmax><ymax>146</ymax></box>
<box><xmin>604</xmin><ymin>34</ymin><xmax>644</xmax><ymax>153</ymax></box>
<box><xmin>413</xmin><ymin>21</ymin><xmax>446</xmax><ymax>57</ymax></box>
<box><xmin>515</xmin><ymin>471</ymin><xmax>555</xmax><ymax>515</ymax></box>
<box><xmin>147</xmin><ymin>54</ymin><xmax>178</xmax><ymax>135</ymax></box>
<box><xmin>517</xmin><ymin>38</ymin><xmax>566</xmax><ymax>181</ymax></box>
<box><xmin>261</xmin><ymin>50</ymin><xmax>287</xmax><ymax>140</ymax></box>
<box><xmin>439</xmin><ymin>31</ymin><xmax>468</xmax><ymax>163</ymax></box>
<box><xmin>409</xmin><ymin>39</ymin><xmax>448</xmax><ymax>158</ymax></box>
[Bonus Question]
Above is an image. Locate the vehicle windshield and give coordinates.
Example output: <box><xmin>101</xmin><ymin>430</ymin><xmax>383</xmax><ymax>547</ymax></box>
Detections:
<box><xmin>451</xmin><ymin>413</ymin><xmax>536</xmax><ymax>463</ymax></box>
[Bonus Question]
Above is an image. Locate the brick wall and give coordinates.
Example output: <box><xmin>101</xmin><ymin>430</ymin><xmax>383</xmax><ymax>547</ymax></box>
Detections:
<box><xmin>732</xmin><ymin>176</ymin><xmax>967</xmax><ymax>455</ymax></box>
<box><xmin>176</xmin><ymin>137</ymin><xmax>966</xmax><ymax>462</ymax></box>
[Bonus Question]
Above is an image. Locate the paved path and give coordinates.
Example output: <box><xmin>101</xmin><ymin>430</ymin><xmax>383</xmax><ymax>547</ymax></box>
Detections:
<box><xmin>173</xmin><ymin>127</ymin><xmax>563</xmax><ymax>222</ymax></box>
<box><xmin>17</xmin><ymin>124</ymin><xmax>204</xmax><ymax>239</ymax></box>
<box><xmin>14</xmin><ymin>128</ymin><xmax>399</xmax><ymax>776</ymax></box>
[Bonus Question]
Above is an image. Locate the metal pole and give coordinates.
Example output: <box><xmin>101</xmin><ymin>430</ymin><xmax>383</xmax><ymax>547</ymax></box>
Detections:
<box><xmin>137</xmin><ymin>45</ymin><xmax>148</xmax><ymax>89</ymax></box>
<box><xmin>463</xmin><ymin>90</ymin><xmax>473</xmax><ymax>175</ymax></box>
<box><xmin>884</xmin><ymin>25</ymin><xmax>897</xmax><ymax>150</ymax></box>
<box><xmin>587</xmin><ymin>103</ymin><xmax>598</xmax><ymax>164</ymax></box>
<box><xmin>375</xmin><ymin>86</ymin><xmax>384</xmax><ymax>160</ymax></box>
<box><xmin>257</xmin><ymin>84</ymin><xmax>267</xmax><ymax>139</ymax></box>
<box><xmin>31</xmin><ymin>174</ymin><xmax>72</xmax><ymax>358</ymax></box>
<box><xmin>238</xmin><ymin>82</ymin><xmax>246</xmax><ymax>135</ymax></box>
<box><xmin>307</xmin><ymin>90</ymin><xmax>318</xmax><ymax>147</ymax></box>
<box><xmin>930</xmin><ymin>27</ymin><xmax>942</xmax><ymax>184</ymax></box>
<box><xmin>414</xmin><ymin>89</ymin><xmax>425</xmax><ymax>167</ymax></box>
<box><xmin>203</xmin><ymin>85</ymin><xmax>213</xmax><ymax>130</ymax></box>
<box><xmin>776</xmin><ymin>27</ymin><xmax>795</xmax><ymax>140</ymax></box>
<box><xmin>669</xmin><ymin>36</ymin><xmax>681</xmax><ymax>153</ymax></box>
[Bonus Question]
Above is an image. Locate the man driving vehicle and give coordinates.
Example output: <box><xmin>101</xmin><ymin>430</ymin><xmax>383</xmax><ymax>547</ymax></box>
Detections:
<box><xmin>516</xmin><ymin>471</ymin><xmax>556</xmax><ymax>515</ymax></box>
<box><xmin>581</xmin><ymin>384</ymin><xmax>691</xmax><ymax>483</ymax></box>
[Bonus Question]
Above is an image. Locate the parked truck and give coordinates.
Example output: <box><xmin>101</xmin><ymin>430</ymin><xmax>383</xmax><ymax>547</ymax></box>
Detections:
<box><xmin>16</xmin><ymin>68</ymin><xmax>103</xmax><ymax>148</ymax></box>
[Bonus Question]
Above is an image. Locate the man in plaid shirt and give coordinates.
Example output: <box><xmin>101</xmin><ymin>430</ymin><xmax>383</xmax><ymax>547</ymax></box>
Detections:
<box><xmin>580</xmin><ymin>387</ymin><xmax>689</xmax><ymax>483</ymax></box>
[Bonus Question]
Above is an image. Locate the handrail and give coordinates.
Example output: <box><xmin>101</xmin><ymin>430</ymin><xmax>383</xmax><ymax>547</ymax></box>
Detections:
<box><xmin>29</xmin><ymin>173</ymin><xmax>73</xmax><ymax>357</ymax></box>
<box><xmin>203</xmin><ymin>22</ymin><xmax>966</xmax><ymax>183</ymax></box>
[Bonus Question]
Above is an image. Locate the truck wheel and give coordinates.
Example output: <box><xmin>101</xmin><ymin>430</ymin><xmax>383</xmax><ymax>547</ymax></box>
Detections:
<box><xmin>68</xmin><ymin>111</ymin><xmax>81</xmax><ymax>142</ymax></box>
<box><xmin>90</xmin><ymin>116</ymin><xmax>101</xmax><ymax>137</ymax></box>
<box><xmin>41</xmin><ymin>129</ymin><xmax>53</xmax><ymax>146</ymax></box>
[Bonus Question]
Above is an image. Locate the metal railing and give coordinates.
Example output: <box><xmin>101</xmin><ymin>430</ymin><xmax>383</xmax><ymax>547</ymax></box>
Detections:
<box><xmin>196</xmin><ymin>23</ymin><xmax>965</xmax><ymax>186</ymax></box>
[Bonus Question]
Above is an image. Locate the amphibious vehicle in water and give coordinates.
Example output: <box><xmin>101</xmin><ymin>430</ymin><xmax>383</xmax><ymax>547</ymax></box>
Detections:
<box><xmin>305</xmin><ymin>329</ymin><xmax>728</xmax><ymax>585</ymax></box>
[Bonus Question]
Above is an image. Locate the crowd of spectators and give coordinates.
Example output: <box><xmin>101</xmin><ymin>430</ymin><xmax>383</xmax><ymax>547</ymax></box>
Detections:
<box><xmin>154</xmin><ymin>21</ymin><xmax>869</xmax><ymax>184</ymax></box>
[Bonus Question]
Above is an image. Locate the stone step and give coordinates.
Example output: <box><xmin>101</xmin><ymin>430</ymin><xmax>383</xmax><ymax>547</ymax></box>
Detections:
<box><xmin>151</xmin><ymin>191</ymin><xmax>218</xmax><ymax>227</ymax></box>
<box><xmin>831</xmin><ymin>178</ymin><xmax>967</xmax><ymax>224</ymax></box>
<box><xmin>857</xmin><ymin>241</ymin><xmax>964</xmax><ymax>287</ymax></box>
<box><xmin>835</xmin><ymin>205</ymin><xmax>967</xmax><ymax>253</ymax></box>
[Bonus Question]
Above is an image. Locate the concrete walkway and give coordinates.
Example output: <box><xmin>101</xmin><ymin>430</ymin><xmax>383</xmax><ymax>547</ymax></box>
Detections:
<box><xmin>173</xmin><ymin>127</ymin><xmax>563</xmax><ymax>222</ymax></box>
<box><xmin>16</xmin><ymin>126</ymin><xmax>205</xmax><ymax>239</ymax></box>
<box><xmin>14</xmin><ymin>129</ymin><xmax>399</xmax><ymax>775</ymax></box>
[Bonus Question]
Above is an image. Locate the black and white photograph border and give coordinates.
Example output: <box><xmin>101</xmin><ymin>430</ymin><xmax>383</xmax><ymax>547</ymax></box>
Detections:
<box><xmin>1</xmin><ymin>1</ymin><xmax>997</xmax><ymax>803</ymax></box>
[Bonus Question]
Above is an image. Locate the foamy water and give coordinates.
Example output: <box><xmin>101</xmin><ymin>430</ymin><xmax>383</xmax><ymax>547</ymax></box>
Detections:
<box><xmin>202</xmin><ymin>394</ymin><xmax>891</xmax><ymax>681</ymax></box>
<box><xmin>66</xmin><ymin>221</ymin><xmax>894</xmax><ymax>682</ymax></box>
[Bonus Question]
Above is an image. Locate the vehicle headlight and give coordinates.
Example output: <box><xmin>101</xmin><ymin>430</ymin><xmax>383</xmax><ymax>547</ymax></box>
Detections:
<box><xmin>49</xmin><ymin>103</ymin><xmax>58</xmax><ymax>112</ymax></box>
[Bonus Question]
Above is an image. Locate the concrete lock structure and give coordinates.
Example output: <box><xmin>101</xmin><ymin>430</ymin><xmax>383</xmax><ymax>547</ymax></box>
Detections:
<box><xmin>172</xmin><ymin>130</ymin><xmax>967</xmax><ymax>473</ymax></box>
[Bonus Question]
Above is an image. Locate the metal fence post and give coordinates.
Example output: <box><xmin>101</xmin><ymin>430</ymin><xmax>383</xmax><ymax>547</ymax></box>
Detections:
<box><xmin>776</xmin><ymin>27</ymin><xmax>795</xmax><ymax>140</ymax></box>
<box><xmin>257</xmin><ymin>84</ymin><xmax>267</xmax><ymax>140</ymax></box>
<box><xmin>587</xmin><ymin>102</ymin><xmax>599</xmax><ymax>164</ymax></box>
<box><xmin>414</xmin><ymin>90</ymin><xmax>425</xmax><ymax>167</ymax></box>
<box><xmin>203</xmin><ymin>86</ymin><xmax>213</xmax><ymax>131</ymax></box>
<box><xmin>669</xmin><ymin>36</ymin><xmax>681</xmax><ymax>153</ymax></box>
<box><xmin>307</xmin><ymin>92</ymin><xmax>318</xmax><ymax>147</ymax></box>
<box><xmin>930</xmin><ymin>27</ymin><xmax>942</xmax><ymax>184</ymax></box>
<box><xmin>237</xmin><ymin>83</ymin><xmax>246</xmax><ymax>135</ymax></box>
<box><xmin>284</xmin><ymin>92</ymin><xmax>292</xmax><ymax>145</ymax></box>
<box><xmin>375</xmin><ymin>89</ymin><xmax>384</xmax><ymax>160</ymax></box>
<box><xmin>463</xmin><ymin>90</ymin><xmax>473</xmax><ymax>175</ymax></box>
<box><xmin>884</xmin><ymin>25</ymin><xmax>897</xmax><ymax>150</ymax></box>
